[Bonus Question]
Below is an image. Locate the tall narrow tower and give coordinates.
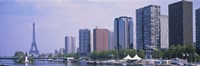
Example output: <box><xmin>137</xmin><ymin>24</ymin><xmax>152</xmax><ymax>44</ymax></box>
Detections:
<box><xmin>29</xmin><ymin>22</ymin><xmax>40</xmax><ymax>55</ymax></box>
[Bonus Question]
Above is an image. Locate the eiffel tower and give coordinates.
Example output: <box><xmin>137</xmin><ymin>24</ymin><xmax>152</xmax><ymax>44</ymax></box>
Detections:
<box><xmin>29</xmin><ymin>22</ymin><xmax>40</xmax><ymax>55</ymax></box>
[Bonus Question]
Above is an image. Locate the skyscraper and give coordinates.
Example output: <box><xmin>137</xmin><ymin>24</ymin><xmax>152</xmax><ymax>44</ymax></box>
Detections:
<box><xmin>93</xmin><ymin>28</ymin><xmax>109</xmax><ymax>52</ymax></box>
<box><xmin>160</xmin><ymin>15</ymin><xmax>169</xmax><ymax>49</ymax></box>
<box><xmin>136</xmin><ymin>5</ymin><xmax>161</xmax><ymax>58</ymax></box>
<box><xmin>114</xmin><ymin>16</ymin><xmax>133</xmax><ymax>50</ymax></box>
<box><xmin>65</xmin><ymin>36</ymin><xmax>76</xmax><ymax>54</ymax></box>
<box><xmin>196</xmin><ymin>8</ymin><xmax>200</xmax><ymax>54</ymax></box>
<box><xmin>79</xmin><ymin>29</ymin><xmax>91</xmax><ymax>56</ymax></box>
<box><xmin>168</xmin><ymin>0</ymin><xmax>193</xmax><ymax>46</ymax></box>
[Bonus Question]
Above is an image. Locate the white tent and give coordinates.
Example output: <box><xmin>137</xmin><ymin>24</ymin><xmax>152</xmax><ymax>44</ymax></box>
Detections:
<box><xmin>132</xmin><ymin>54</ymin><xmax>142</xmax><ymax>60</ymax></box>
<box><xmin>123</xmin><ymin>54</ymin><xmax>133</xmax><ymax>60</ymax></box>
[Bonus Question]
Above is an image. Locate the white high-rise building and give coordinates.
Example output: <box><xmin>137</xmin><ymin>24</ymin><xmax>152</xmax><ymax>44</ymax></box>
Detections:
<box><xmin>65</xmin><ymin>36</ymin><xmax>76</xmax><ymax>54</ymax></box>
<box><xmin>160</xmin><ymin>15</ymin><xmax>169</xmax><ymax>49</ymax></box>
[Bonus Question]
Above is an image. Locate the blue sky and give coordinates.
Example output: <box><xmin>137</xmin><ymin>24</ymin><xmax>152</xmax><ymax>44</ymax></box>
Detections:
<box><xmin>0</xmin><ymin>0</ymin><xmax>199</xmax><ymax>56</ymax></box>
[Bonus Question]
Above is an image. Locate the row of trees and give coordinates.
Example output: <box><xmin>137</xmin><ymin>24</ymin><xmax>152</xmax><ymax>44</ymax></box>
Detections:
<box><xmin>153</xmin><ymin>44</ymin><xmax>200</xmax><ymax>62</ymax></box>
<box><xmin>89</xmin><ymin>49</ymin><xmax>145</xmax><ymax>60</ymax></box>
<box><xmin>88</xmin><ymin>44</ymin><xmax>200</xmax><ymax>62</ymax></box>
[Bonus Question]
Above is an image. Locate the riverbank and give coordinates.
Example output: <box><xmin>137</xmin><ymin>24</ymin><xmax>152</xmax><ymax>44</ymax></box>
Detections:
<box><xmin>1</xmin><ymin>59</ymin><xmax>200</xmax><ymax>66</ymax></box>
<box><xmin>69</xmin><ymin>58</ymin><xmax>200</xmax><ymax>66</ymax></box>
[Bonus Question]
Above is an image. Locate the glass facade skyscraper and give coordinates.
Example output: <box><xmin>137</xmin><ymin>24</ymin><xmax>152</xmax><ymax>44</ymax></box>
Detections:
<box><xmin>196</xmin><ymin>8</ymin><xmax>200</xmax><ymax>54</ymax></box>
<box><xmin>114</xmin><ymin>16</ymin><xmax>133</xmax><ymax>50</ymax></box>
<box><xmin>136</xmin><ymin>5</ymin><xmax>161</xmax><ymax>58</ymax></box>
<box><xmin>79</xmin><ymin>29</ymin><xmax>91</xmax><ymax>56</ymax></box>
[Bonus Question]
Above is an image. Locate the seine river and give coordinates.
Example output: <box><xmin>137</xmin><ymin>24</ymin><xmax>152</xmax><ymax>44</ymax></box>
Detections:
<box><xmin>0</xmin><ymin>60</ymin><xmax>122</xmax><ymax>66</ymax></box>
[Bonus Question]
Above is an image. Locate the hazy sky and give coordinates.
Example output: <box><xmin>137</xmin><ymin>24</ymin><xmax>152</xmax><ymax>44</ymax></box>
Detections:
<box><xmin>0</xmin><ymin>0</ymin><xmax>199</xmax><ymax>56</ymax></box>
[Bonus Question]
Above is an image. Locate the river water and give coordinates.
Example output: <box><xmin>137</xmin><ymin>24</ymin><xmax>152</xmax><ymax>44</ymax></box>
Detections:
<box><xmin>0</xmin><ymin>60</ymin><xmax>122</xmax><ymax>66</ymax></box>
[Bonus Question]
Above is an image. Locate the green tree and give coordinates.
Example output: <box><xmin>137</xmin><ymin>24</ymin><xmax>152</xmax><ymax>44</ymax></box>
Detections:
<box><xmin>169</xmin><ymin>45</ymin><xmax>176</xmax><ymax>58</ymax></box>
<box><xmin>90</xmin><ymin>51</ymin><xmax>99</xmax><ymax>60</ymax></box>
<box><xmin>128</xmin><ymin>49</ymin><xmax>137</xmax><ymax>57</ymax></box>
<box><xmin>99</xmin><ymin>51</ymin><xmax>108</xmax><ymax>60</ymax></box>
<box><xmin>14</xmin><ymin>51</ymin><xmax>25</xmax><ymax>63</ymax></box>
<box><xmin>74</xmin><ymin>53</ymin><xmax>80</xmax><ymax>59</ymax></box>
<box><xmin>110</xmin><ymin>50</ymin><xmax>118</xmax><ymax>59</ymax></box>
<box><xmin>185</xmin><ymin>44</ymin><xmax>195</xmax><ymax>54</ymax></box>
<box><xmin>185</xmin><ymin>44</ymin><xmax>196</xmax><ymax>62</ymax></box>
<box><xmin>163</xmin><ymin>44</ymin><xmax>200</xmax><ymax>62</ymax></box>
<box><xmin>176</xmin><ymin>45</ymin><xmax>184</xmax><ymax>58</ymax></box>
<box><xmin>119</xmin><ymin>49</ymin><xmax>127</xmax><ymax>59</ymax></box>
<box><xmin>138</xmin><ymin>49</ymin><xmax>145</xmax><ymax>58</ymax></box>
<box><xmin>14</xmin><ymin>51</ymin><xmax>25</xmax><ymax>58</ymax></box>
<box><xmin>162</xmin><ymin>49</ymin><xmax>169</xmax><ymax>59</ymax></box>
<box><xmin>153</xmin><ymin>49</ymin><xmax>163</xmax><ymax>59</ymax></box>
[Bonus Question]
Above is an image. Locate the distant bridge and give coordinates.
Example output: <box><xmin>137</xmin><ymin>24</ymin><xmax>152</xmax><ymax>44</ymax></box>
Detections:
<box><xmin>0</xmin><ymin>56</ymin><xmax>18</xmax><ymax>59</ymax></box>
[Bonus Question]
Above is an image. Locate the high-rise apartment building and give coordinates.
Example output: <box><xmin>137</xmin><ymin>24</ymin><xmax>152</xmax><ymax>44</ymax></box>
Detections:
<box><xmin>136</xmin><ymin>5</ymin><xmax>161</xmax><ymax>58</ymax></box>
<box><xmin>168</xmin><ymin>0</ymin><xmax>193</xmax><ymax>46</ymax></box>
<box><xmin>65</xmin><ymin>36</ymin><xmax>76</xmax><ymax>54</ymax></box>
<box><xmin>114</xmin><ymin>16</ymin><xmax>133</xmax><ymax>50</ymax></box>
<box><xmin>93</xmin><ymin>28</ymin><xmax>109</xmax><ymax>52</ymax></box>
<box><xmin>160</xmin><ymin>15</ymin><xmax>169</xmax><ymax>49</ymax></box>
<box><xmin>196</xmin><ymin>8</ymin><xmax>200</xmax><ymax>54</ymax></box>
<box><xmin>79</xmin><ymin>29</ymin><xmax>91</xmax><ymax>56</ymax></box>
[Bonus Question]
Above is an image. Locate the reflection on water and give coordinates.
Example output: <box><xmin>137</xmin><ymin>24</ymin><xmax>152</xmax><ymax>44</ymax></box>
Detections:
<box><xmin>0</xmin><ymin>59</ymin><xmax>68</xmax><ymax>66</ymax></box>
<box><xmin>0</xmin><ymin>60</ymin><xmax>121</xmax><ymax>66</ymax></box>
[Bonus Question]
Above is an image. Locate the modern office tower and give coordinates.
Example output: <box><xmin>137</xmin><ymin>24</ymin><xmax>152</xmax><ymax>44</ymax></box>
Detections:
<box><xmin>29</xmin><ymin>22</ymin><xmax>40</xmax><ymax>56</ymax></box>
<box><xmin>114</xmin><ymin>16</ymin><xmax>133</xmax><ymax>50</ymax></box>
<box><xmin>65</xmin><ymin>36</ymin><xmax>76</xmax><ymax>54</ymax></box>
<box><xmin>168</xmin><ymin>0</ymin><xmax>193</xmax><ymax>46</ymax></box>
<box><xmin>108</xmin><ymin>31</ymin><xmax>114</xmax><ymax>50</ymax></box>
<box><xmin>160</xmin><ymin>15</ymin><xmax>169</xmax><ymax>49</ymax></box>
<box><xmin>136</xmin><ymin>5</ymin><xmax>161</xmax><ymax>58</ymax></box>
<box><xmin>79</xmin><ymin>29</ymin><xmax>91</xmax><ymax>56</ymax></box>
<box><xmin>196</xmin><ymin>8</ymin><xmax>200</xmax><ymax>54</ymax></box>
<box><xmin>93</xmin><ymin>28</ymin><xmax>109</xmax><ymax>52</ymax></box>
